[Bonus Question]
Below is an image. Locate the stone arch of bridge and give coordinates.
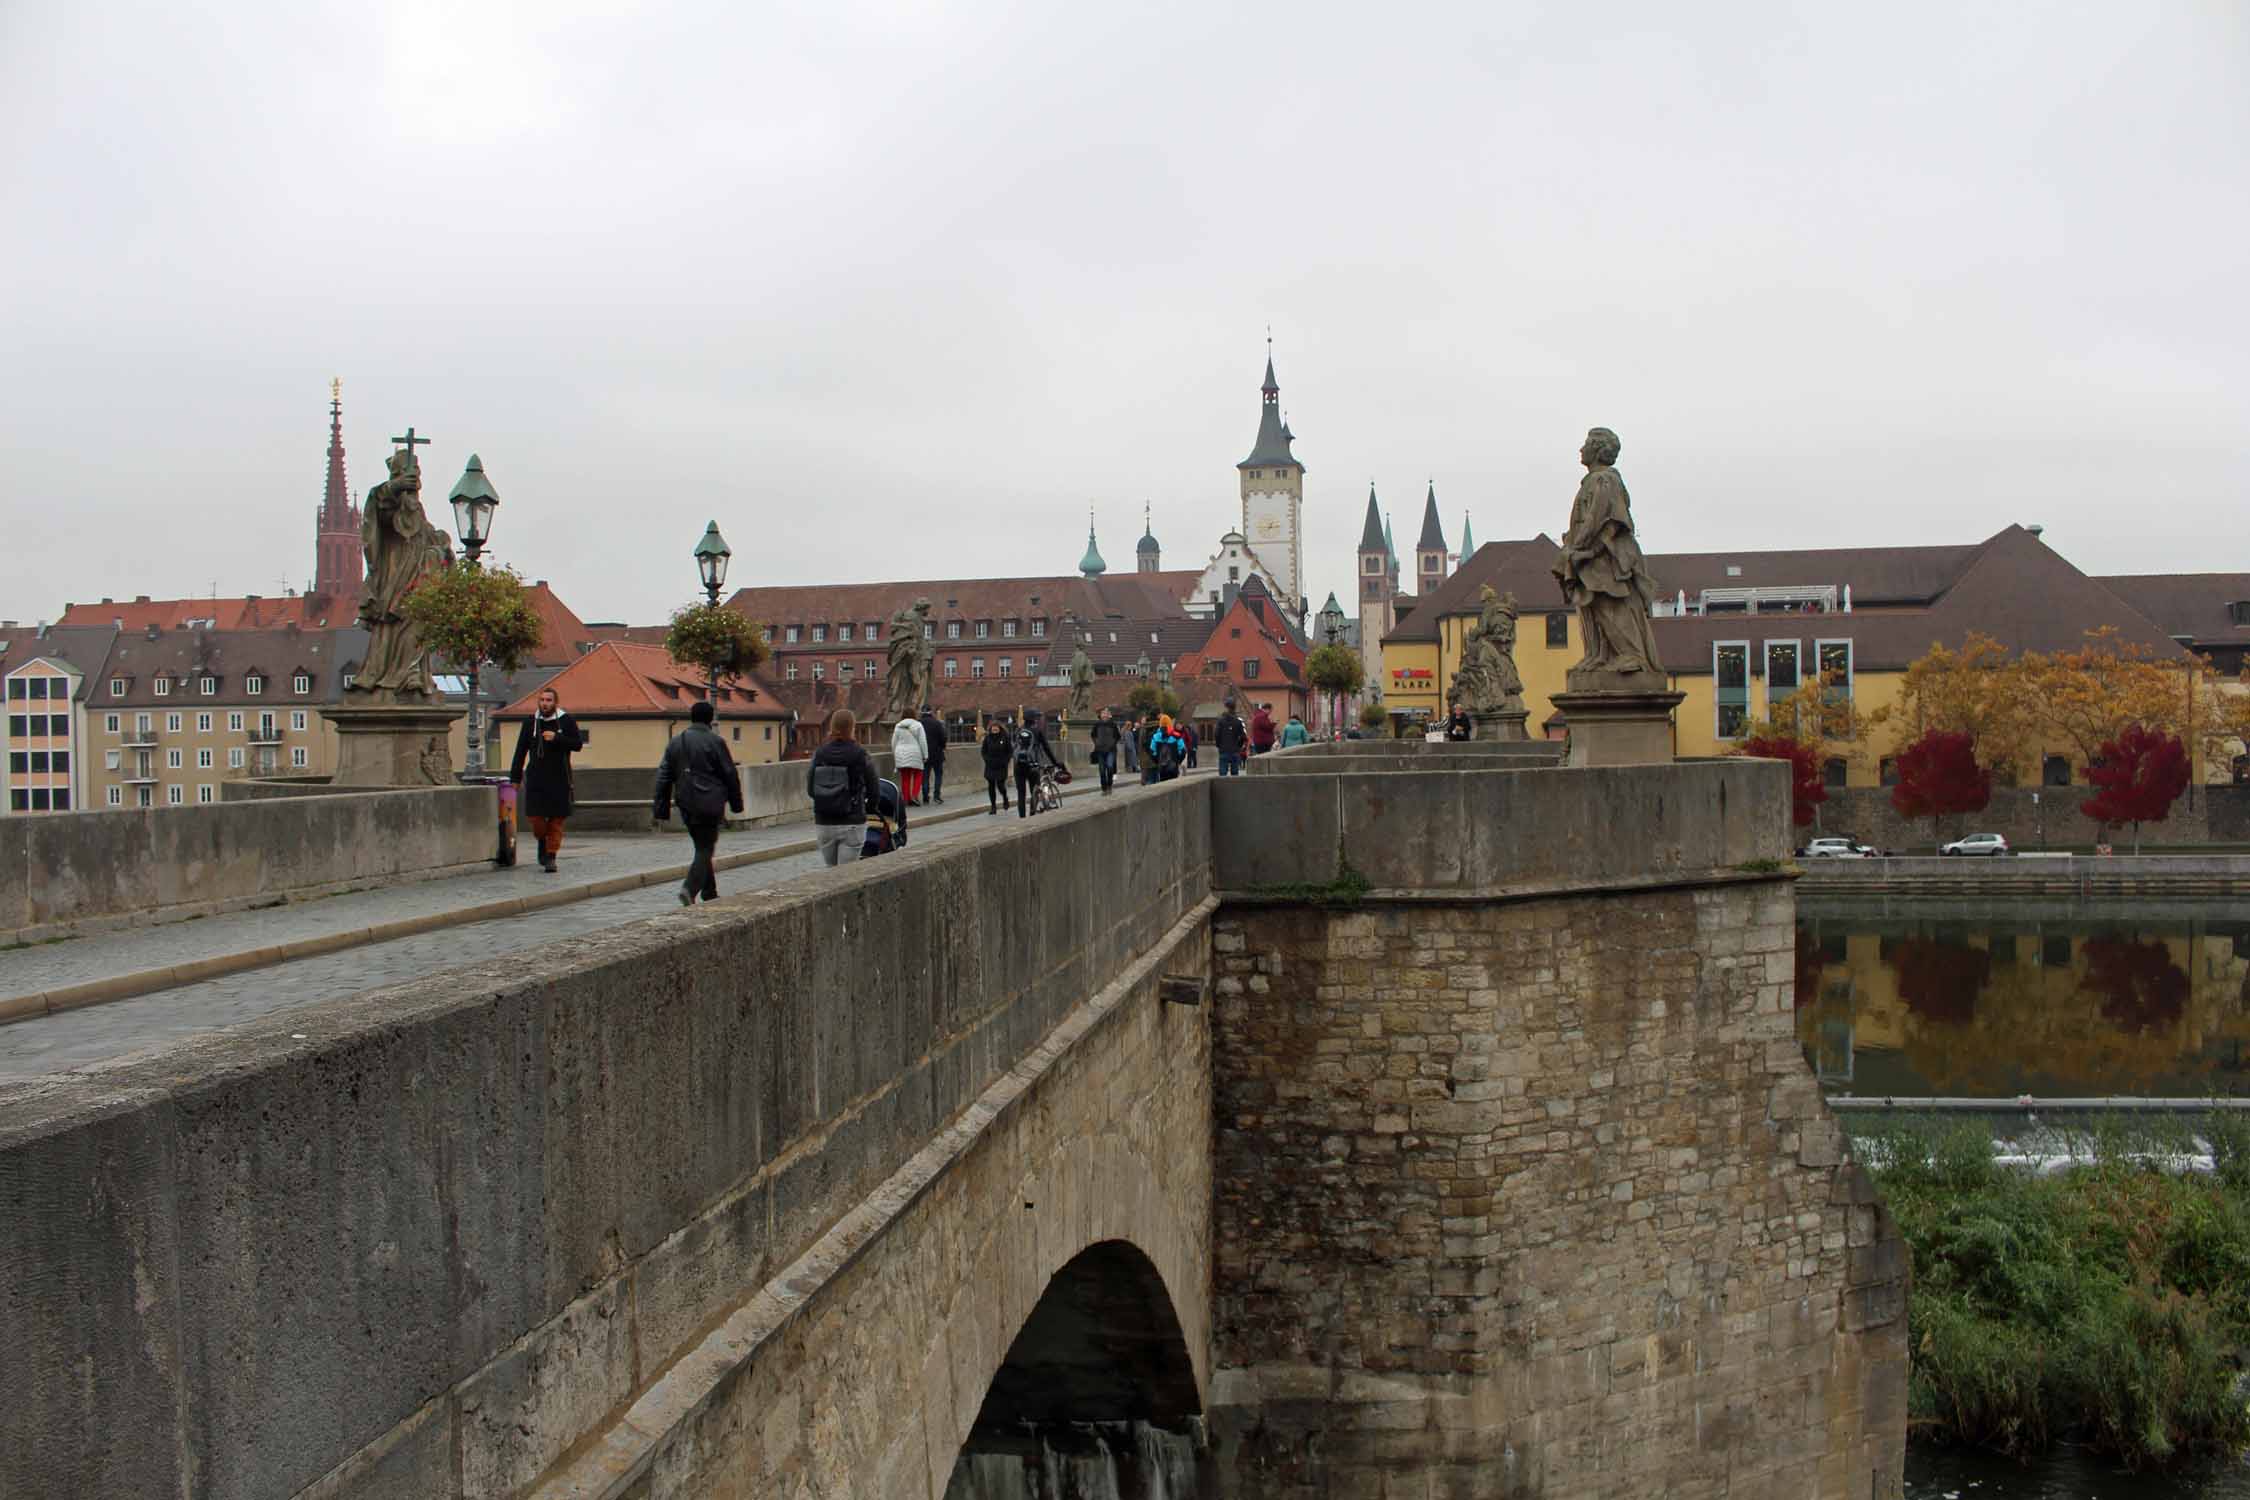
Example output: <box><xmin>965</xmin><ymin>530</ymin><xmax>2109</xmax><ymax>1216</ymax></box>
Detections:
<box><xmin>968</xmin><ymin>1238</ymin><xmax>1202</xmax><ymax>1437</ymax></box>
<box><xmin>918</xmin><ymin>1117</ymin><xmax>1212</xmax><ymax>1492</ymax></box>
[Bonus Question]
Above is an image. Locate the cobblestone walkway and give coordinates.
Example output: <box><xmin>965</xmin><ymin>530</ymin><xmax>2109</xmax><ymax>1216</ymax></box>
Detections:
<box><xmin>0</xmin><ymin>774</ymin><xmax>1169</xmax><ymax>1079</ymax></box>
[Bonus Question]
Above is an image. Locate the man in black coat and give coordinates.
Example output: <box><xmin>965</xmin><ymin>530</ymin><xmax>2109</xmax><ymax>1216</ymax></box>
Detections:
<box><xmin>980</xmin><ymin>716</ymin><xmax>1014</xmax><ymax>814</ymax></box>
<box><xmin>917</xmin><ymin>705</ymin><xmax>949</xmax><ymax>804</ymax></box>
<box><xmin>1089</xmin><ymin>706</ymin><xmax>1122</xmax><ymax>794</ymax></box>
<box><xmin>652</xmin><ymin>700</ymin><xmax>745</xmax><ymax>905</ymax></box>
<box><xmin>509</xmin><ymin>686</ymin><xmax>585</xmax><ymax>872</ymax></box>
<box><xmin>1213</xmin><ymin>699</ymin><xmax>1248</xmax><ymax>777</ymax></box>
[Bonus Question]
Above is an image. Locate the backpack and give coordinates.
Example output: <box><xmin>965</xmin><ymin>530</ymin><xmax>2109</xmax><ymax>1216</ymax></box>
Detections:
<box><xmin>810</xmin><ymin>759</ymin><xmax>864</xmax><ymax>822</ymax></box>
<box><xmin>1014</xmin><ymin>726</ymin><xmax>1039</xmax><ymax>769</ymax></box>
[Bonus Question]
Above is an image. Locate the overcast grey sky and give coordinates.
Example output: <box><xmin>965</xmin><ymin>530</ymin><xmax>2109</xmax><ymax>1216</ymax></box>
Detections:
<box><xmin>4</xmin><ymin>1</ymin><xmax>2245</xmax><ymax>627</ymax></box>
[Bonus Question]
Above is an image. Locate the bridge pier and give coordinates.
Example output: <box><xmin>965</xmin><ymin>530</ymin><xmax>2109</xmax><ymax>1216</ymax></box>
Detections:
<box><xmin>1201</xmin><ymin>760</ymin><xmax>1909</xmax><ymax>1499</ymax></box>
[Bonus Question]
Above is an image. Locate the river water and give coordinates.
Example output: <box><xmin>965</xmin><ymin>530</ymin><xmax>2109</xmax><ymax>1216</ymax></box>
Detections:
<box><xmin>1795</xmin><ymin>897</ymin><xmax>2250</xmax><ymax>1100</ymax></box>
<box><xmin>1806</xmin><ymin>896</ymin><xmax>2250</xmax><ymax>1499</ymax></box>
<box><xmin>946</xmin><ymin>1421</ymin><xmax>1205</xmax><ymax>1499</ymax></box>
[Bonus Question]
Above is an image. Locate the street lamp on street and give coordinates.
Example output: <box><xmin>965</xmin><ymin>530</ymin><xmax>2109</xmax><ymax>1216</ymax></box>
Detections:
<box><xmin>694</xmin><ymin>521</ymin><xmax>733</xmax><ymax>702</ymax></box>
<box><xmin>448</xmin><ymin>455</ymin><xmax>501</xmax><ymax>774</ymax></box>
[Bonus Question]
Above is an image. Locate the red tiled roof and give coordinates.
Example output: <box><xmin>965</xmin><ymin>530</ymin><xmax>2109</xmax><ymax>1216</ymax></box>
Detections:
<box><xmin>56</xmin><ymin>578</ymin><xmax>593</xmax><ymax>665</ymax></box>
<box><xmin>494</xmin><ymin>641</ymin><xmax>787</xmax><ymax>719</ymax></box>
<box><xmin>57</xmin><ymin>593</ymin><xmax>355</xmax><ymax>632</ymax></box>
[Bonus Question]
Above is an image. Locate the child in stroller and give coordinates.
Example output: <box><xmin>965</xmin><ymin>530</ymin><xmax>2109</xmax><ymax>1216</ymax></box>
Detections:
<box><xmin>862</xmin><ymin>776</ymin><xmax>911</xmax><ymax>858</ymax></box>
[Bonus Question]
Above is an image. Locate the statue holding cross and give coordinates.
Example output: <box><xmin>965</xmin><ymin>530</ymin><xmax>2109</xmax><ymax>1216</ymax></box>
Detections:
<box><xmin>350</xmin><ymin>431</ymin><xmax>454</xmax><ymax>700</ymax></box>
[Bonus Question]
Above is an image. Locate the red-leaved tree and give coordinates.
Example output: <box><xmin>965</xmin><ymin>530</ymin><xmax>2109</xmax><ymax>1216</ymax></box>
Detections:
<box><xmin>2080</xmin><ymin>723</ymin><xmax>2190</xmax><ymax>854</ymax></box>
<box><xmin>1890</xmin><ymin>729</ymin><xmax>1992</xmax><ymax>849</ymax></box>
<box><xmin>1736</xmin><ymin>733</ymin><xmax>1826</xmax><ymax>828</ymax></box>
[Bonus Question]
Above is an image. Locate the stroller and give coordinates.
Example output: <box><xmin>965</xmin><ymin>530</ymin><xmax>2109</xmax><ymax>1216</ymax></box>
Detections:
<box><xmin>862</xmin><ymin>777</ymin><xmax>910</xmax><ymax>858</ymax></box>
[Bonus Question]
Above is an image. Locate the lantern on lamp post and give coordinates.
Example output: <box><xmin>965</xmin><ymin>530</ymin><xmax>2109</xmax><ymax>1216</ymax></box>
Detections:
<box><xmin>693</xmin><ymin>521</ymin><xmax>733</xmax><ymax>702</ymax></box>
<box><xmin>447</xmin><ymin>455</ymin><xmax>501</xmax><ymax>774</ymax></box>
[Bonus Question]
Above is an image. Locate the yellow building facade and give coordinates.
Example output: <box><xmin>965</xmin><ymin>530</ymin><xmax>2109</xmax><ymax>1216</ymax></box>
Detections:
<box><xmin>1379</xmin><ymin>527</ymin><xmax>2217</xmax><ymax>787</ymax></box>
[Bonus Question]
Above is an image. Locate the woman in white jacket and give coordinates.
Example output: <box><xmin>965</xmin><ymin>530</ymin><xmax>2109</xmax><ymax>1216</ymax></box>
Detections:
<box><xmin>891</xmin><ymin>714</ymin><xmax>929</xmax><ymax>805</ymax></box>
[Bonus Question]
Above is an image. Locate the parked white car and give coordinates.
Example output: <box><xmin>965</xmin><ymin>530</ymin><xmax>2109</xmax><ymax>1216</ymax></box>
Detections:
<box><xmin>1939</xmin><ymin>832</ymin><xmax>2013</xmax><ymax>857</ymax></box>
<box><xmin>1800</xmin><ymin>837</ymin><xmax>1877</xmax><ymax>858</ymax></box>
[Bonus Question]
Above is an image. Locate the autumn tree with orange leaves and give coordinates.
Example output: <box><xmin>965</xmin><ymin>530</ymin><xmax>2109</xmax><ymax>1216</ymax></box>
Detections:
<box><xmin>1866</xmin><ymin>633</ymin><xmax>2041</xmax><ymax>782</ymax></box>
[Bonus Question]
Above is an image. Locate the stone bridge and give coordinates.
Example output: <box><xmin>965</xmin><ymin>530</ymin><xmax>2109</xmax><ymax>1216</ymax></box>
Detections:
<box><xmin>2</xmin><ymin>744</ymin><xmax>1908</xmax><ymax>1498</ymax></box>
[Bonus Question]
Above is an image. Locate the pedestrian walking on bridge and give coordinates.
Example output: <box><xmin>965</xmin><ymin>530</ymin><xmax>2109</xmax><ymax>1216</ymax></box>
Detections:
<box><xmin>918</xmin><ymin>705</ymin><xmax>949</xmax><ymax>804</ymax></box>
<box><xmin>653</xmin><ymin>700</ymin><xmax>743</xmax><ymax>904</ymax></box>
<box><xmin>892</xmin><ymin>713</ymin><xmax>929</xmax><ymax>805</ymax></box>
<box><xmin>510</xmin><ymin>686</ymin><xmax>584</xmax><ymax>872</ymax></box>
<box><xmin>1214</xmin><ymin>699</ymin><xmax>1248</xmax><ymax>776</ymax></box>
<box><xmin>980</xmin><ymin>715</ymin><xmax>1014</xmax><ymax>813</ymax></box>
<box><xmin>1090</xmin><ymin>706</ymin><xmax>1122</xmax><ymax>794</ymax></box>
<box><xmin>811</xmin><ymin>709</ymin><xmax>881</xmax><ymax>864</ymax></box>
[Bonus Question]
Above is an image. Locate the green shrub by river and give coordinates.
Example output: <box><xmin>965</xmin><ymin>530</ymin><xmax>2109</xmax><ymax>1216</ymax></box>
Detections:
<box><xmin>1865</xmin><ymin>1116</ymin><xmax>2250</xmax><ymax>1468</ymax></box>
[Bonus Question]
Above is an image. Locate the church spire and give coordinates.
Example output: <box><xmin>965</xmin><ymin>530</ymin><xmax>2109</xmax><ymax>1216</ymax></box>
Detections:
<box><xmin>1415</xmin><ymin>481</ymin><xmax>1447</xmax><ymax>553</ymax></box>
<box><xmin>1460</xmin><ymin>511</ymin><xmax>1475</xmax><ymax>558</ymax></box>
<box><xmin>322</xmin><ymin>378</ymin><xmax>349</xmax><ymax>524</ymax></box>
<box><xmin>313</xmin><ymin>378</ymin><xmax>363</xmax><ymax>604</ymax></box>
<box><xmin>1358</xmin><ymin>483</ymin><xmax>1386</xmax><ymax>553</ymax></box>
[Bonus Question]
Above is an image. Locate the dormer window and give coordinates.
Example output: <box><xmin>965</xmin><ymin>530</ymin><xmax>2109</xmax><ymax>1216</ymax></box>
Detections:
<box><xmin>975</xmin><ymin>621</ymin><xmax>989</xmax><ymax>639</ymax></box>
<box><xmin>293</xmin><ymin>674</ymin><xmax>310</xmax><ymax>693</ymax></box>
<box><xmin>245</xmin><ymin>674</ymin><xmax>264</xmax><ymax>696</ymax></box>
<box><xmin>200</xmin><ymin>676</ymin><xmax>216</xmax><ymax>695</ymax></box>
<box><xmin>154</xmin><ymin>678</ymin><xmax>171</xmax><ymax>696</ymax></box>
<box><xmin>109</xmin><ymin>678</ymin><xmax>125</xmax><ymax>695</ymax></box>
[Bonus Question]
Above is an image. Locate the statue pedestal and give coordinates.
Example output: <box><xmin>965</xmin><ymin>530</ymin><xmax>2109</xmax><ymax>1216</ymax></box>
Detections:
<box><xmin>1472</xmin><ymin>708</ymin><xmax>1530</xmax><ymax>742</ymax></box>
<box><xmin>1547</xmin><ymin>672</ymin><xmax>1683</xmax><ymax>768</ymax></box>
<box><xmin>324</xmin><ymin>701</ymin><xmax>464</xmax><ymax>788</ymax></box>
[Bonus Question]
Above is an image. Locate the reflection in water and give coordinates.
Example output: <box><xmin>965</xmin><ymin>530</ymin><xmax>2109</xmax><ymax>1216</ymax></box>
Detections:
<box><xmin>1908</xmin><ymin>1442</ymin><xmax>2250</xmax><ymax>1498</ymax></box>
<box><xmin>1797</xmin><ymin>901</ymin><xmax>2250</xmax><ymax>1098</ymax></box>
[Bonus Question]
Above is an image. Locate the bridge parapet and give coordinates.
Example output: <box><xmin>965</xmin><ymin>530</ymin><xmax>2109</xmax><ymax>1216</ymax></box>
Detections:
<box><xmin>1216</xmin><ymin>755</ymin><xmax>1784</xmax><ymax>894</ymax></box>
<box><xmin>0</xmin><ymin>780</ymin><xmax>1214</xmax><ymax>1500</ymax></box>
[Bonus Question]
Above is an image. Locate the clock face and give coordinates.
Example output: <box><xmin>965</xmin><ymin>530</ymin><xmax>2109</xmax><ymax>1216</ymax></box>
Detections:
<box><xmin>1254</xmin><ymin>515</ymin><xmax>1282</xmax><ymax>539</ymax></box>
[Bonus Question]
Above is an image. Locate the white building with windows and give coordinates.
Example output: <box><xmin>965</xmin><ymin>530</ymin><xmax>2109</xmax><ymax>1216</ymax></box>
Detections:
<box><xmin>0</xmin><ymin>625</ymin><xmax>115</xmax><ymax>815</ymax></box>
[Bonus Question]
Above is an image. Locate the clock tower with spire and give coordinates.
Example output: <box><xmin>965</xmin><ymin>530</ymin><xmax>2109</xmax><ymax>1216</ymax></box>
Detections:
<box><xmin>1237</xmin><ymin>343</ymin><xmax>1306</xmax><ymax>622</ymax></box>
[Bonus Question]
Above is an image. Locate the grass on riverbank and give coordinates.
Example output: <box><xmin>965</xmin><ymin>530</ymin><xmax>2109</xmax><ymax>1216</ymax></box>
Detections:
<box><xmin>1863</xmin><ymin>1114</ymin><xmax>2250</xmax><ymax>1468</ymax></box>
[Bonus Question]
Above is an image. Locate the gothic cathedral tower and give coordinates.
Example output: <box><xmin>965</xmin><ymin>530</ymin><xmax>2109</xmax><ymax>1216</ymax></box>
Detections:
<box><xmin>1355</xmin><ymin>484</ymin><xmax>1395</xmax><ymax>704</ymax></box>
<box><xmin>1414</xmin><ymin>481</ymin><xmax>1450</xmax><ymax>596</ymax></box>
<box><xmin>1237</xmin><ymin>348</ymin><xmax>1305</xmax><ymax>622</ymax></box>
<box><xmin>313</xmin><ymin>379</ymin><xmax>363</xmax><ymax>604</ymax></box>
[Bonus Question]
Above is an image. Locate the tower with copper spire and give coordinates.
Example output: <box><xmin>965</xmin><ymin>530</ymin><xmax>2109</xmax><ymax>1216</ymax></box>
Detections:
<box><xmin>312</xmin><ymin>378</ymin><xmax>363</xmax><ymax>604</ymax></box>
<box><xmin>1237</xmin><ymin>340</ymin><xmax>1306</xmax><ymax>622</ymax></box>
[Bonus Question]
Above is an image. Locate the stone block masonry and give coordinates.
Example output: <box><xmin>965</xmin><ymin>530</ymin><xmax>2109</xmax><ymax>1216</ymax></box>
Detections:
<box><xmin>1208</xmin><ymin>879</ymin><xmax>1908</xmax><ymax>1499</ymax></box>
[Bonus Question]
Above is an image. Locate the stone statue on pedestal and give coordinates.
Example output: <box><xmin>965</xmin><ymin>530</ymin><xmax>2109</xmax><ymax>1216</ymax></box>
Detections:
<box><xmin>1066</xmin><ymin>635</ymin><xmax>1096</xmax><ymax>722</ymax></box>
<box><xmin>885</xmin><ymin>599</ymin><xmax>934</xmax><ymax>723</ymax></box>
<box><xmin>1552</xmin><ymin>427</ymin><xmax>1667</xmax><ymax>686</ymax></box>
<box><xmin>350</xmin><ymin>443</ymin><xmax>453</xmax><ymax>702</ymax></box>
<box><xmin>325</xmin><ymin>428</ymin><xmax>466</xmax><ymax>786</ymax></box>
<box><xmin>1450</xmin><ymin>586</ymin><xmax>1524</xmax><ymax>716</ymax></box>
<box><xmin>1545</xmin><ymin>426</ymin><xmax>1684</xmax><ymax>765</ymax></box>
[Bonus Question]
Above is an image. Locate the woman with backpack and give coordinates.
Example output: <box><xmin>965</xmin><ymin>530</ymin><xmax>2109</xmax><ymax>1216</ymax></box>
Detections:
<box><xmin>980</xmin><ymin>716</ymin><xmax>1014</xmax><ymax>814</ymax></box>
<box><xmin>808</xmin><ymin>709</ymin><xmax>880</xmax><ymax>865</ymax></box>
<box><xmin>1148</xmin><ymin>715</ymin><xmax>1187</xmax><ymax>782</ymax></box>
